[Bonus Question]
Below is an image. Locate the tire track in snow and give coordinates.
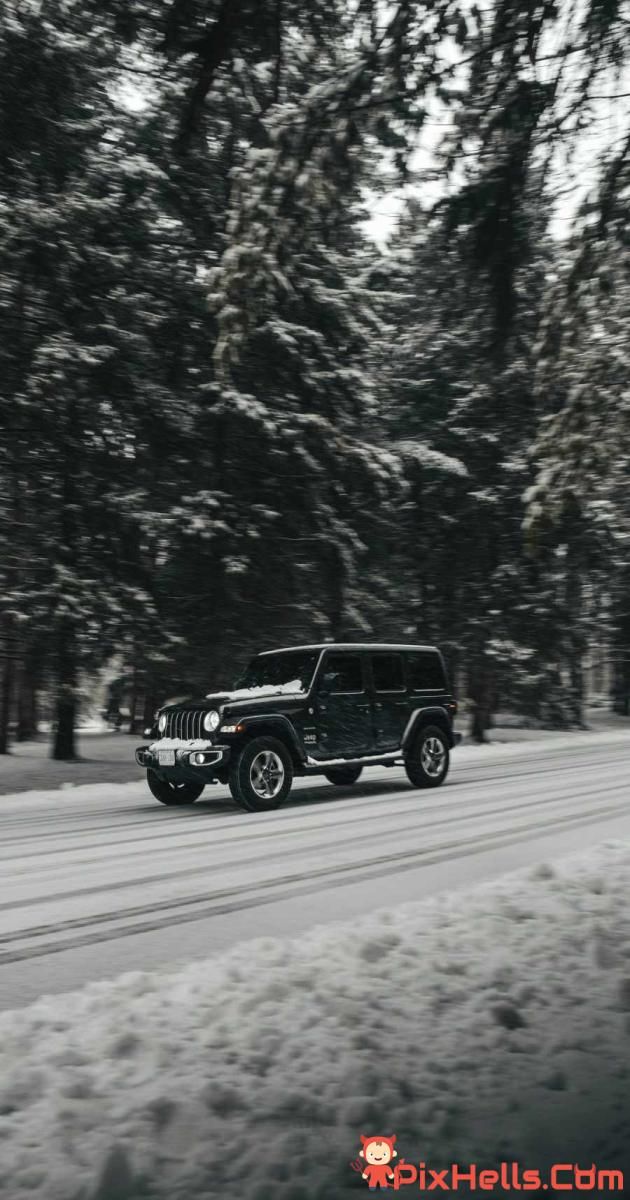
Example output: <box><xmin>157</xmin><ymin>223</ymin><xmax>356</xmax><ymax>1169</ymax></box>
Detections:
<box><xmin>1</xmin><ymin>773</ymin><xmax>628</xmax><ymax>911</ymax></box>
<box><xmin>0</xmin><ymin>750</ymin><xmax>623</xmax><ymax>868</ymax></box>
<box><xmin>2</xmin><ymin>788</ymin><xmax>630</xmax><ymax>965</ymax></box>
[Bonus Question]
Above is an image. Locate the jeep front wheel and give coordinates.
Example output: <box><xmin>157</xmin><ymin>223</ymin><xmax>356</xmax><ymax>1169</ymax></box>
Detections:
<box><xmin>324</xmin><ymin>766</ymin><xmax>363</xmax><ymax>786</ymax></box>
<box><xmin>147</xmin><ymin>770</ymin><xmax>205</xmax><ymax>806</ymax></box>
<box><xmin>229</xmin><ymin>736</ymin><xmax>293</xmax><ymax>812</ymax></box>
<box><xmin>404</xmin><ymin>725</ymin><xmax>449</xmax><ymax>788</ymax></box>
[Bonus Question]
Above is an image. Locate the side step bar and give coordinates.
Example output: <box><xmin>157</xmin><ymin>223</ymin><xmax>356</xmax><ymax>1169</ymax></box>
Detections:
<box><xmin>303</xmin><ymin>751</ymin><xmax>403</xmax><ymax>772</ymax></box>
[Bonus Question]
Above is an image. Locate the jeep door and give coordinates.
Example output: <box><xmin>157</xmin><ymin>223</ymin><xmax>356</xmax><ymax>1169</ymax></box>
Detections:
<box><xmin>368</xmin><ymin>652</ymin><xmax>409</xmax><ymax>751</ymax></box>
<box><xmin>314</xmin><ymin>652</ymin><xmax>373</xmax><ymax>758</ymax></box>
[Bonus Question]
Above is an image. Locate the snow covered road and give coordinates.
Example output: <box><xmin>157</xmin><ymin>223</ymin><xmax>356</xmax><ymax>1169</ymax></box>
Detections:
<box><xmin>2</xmin><ymin>729</ymin><xmax>630</xmax><ymax>1011</ymax></box>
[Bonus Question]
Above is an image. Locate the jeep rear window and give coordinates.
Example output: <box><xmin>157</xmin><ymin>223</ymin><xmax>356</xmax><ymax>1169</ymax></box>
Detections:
<box><xmin>407</xmin><ymin>651</ymin><xmax>447</xmax><ymax>691</ymax></box>
<box><xmin>371</xmin><ymin>653</ymin><xmax>405</xmax><ymax>693</ymax></box>
<box><xmin>236</xmin><ymin>651</ymin><xmax>319</xmax><ymax>693</ymax></box>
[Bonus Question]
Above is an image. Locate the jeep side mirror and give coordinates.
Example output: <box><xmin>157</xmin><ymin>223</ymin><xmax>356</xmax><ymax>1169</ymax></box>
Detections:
<box><xmin>319</xmin><ymin>671</ymin><xmax>339</xmax><ymax>695</ymax></box>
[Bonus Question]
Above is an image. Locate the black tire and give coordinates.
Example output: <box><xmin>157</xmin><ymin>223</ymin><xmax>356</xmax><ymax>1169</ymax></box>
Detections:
<box><xmin>404</xmin><ymin>724</ymin><xmax>450</xmax><ymax>788</ymax></box>
<box><xmin>147</xmin><ymin>769</ymin><xmax>205</xmax><ymax>807</ymax></box>
<box><xmin>324</xmin><ymin>765</ymin><xmax>364</xmax><ymax>786</ymax></box>
<box><xmin>228</xmin><ymin>736</ymin><xmax>293</xmax><ymax>812</ymax></box>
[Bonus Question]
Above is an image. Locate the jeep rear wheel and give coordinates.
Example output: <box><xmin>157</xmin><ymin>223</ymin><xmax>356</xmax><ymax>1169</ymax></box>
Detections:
<box><xmin>404</xmin><ymin>725</ymin><xmax>449</xmax><ymax>788</ymax></box>
<box><xmin>324</xmin><ymin>766</ymin><xmax>363</xmax><ymax>786</ymax></box>
<box><xmin>147</xmin><ymin>770</ymin><xmax>205</xmax><ymax>806</ymax></box>
<box><xmin>229</xmin><ymin>736</ymin><xmax>293</xmax><ymax>812</ymax></box>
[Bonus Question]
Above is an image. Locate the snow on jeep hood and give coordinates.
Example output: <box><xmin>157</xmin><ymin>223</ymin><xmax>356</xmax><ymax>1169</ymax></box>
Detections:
<box><xmin>205</xmin><ymin>680</ymin><xmax>305</xmax><ymax>701</ymax></box>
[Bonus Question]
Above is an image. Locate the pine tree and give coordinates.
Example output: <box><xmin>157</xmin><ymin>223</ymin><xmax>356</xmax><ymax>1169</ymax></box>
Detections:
<box><xmin>2</xmin><ymin>0</ymin><xmax>627</xmax><ymax>752</ymax></box>
<box><xmin>0</xmin><ymin>0</ymin><xmax>178</xmax><ymax>755</ymax></box>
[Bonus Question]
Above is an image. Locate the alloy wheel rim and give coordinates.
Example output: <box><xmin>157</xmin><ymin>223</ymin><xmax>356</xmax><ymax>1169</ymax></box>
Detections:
<box><xmin>421</xmin><ymin>736</ymin><xmax>446</xmax><ymax>777</ymax></box>
<box><xmin>250</xmin><ymin>750</ymin><xmax>285</xmax><ymax>799</ymax></box>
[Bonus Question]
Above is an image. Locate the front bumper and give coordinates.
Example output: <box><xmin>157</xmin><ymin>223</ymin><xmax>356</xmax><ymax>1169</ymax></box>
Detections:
<box><xmin>135</xmin><ymin>743</ymin><xmax>231</xmax><ymax>781</ymax></box>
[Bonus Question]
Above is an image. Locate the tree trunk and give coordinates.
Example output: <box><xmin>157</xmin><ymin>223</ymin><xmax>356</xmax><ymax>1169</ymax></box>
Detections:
<box><xmin>326</xmin><ymin>543</ymin><xmax>346</xmax><ymax>641</ymax></box>
<box><xmin>52</xmin><ymin>397</ymin><xmax>80</xmax><ymax>761</ymax></box>
<box><xmin>610</xmin><ymin>599</ymin><xmax>630</xmax><ymax>714</ymax></box>
<box><xmin>569</xmin><ymin>653</ymin><xmax>585</xmax><ymax>726</ymax></box>
<box><xmin>52</xmin><ymin>622</ymin><xmax>77</xmax><ymax>760</ymax></box>
<box><xmin>272</xmin><ymin>0</ymin><xmax>283</xmax><ymax>103</ymax></box>
<box><xmin>143</xmin><ymin>684</ymin><xmax>157</xmax><ymax>734</ymax></box>
<box><xmin>614</xmin><ymin>654</ymin><xmax>630</xmax><ymax>716</ymax></box>
<box><xmin>0</xmin><ymin>618</ymin><xmax>15</xmax><ymax>755</ymax></box>
<box><xmin>469</xmin><ymin>700</ymin><xmax>490</xmax><ymax>743</ymax></box>
<box><xmin>468</xmin><ymin>655</ymin><xmax>494</xmax><ymax>743</ymax></box>
<box><xmin>564</xmin><ymin>506</ymin><xmax>586</xmax><ymax>727</ymax></box>
<box><xmin>16</xmin><ymin>652</ymin><xmax>39</xmax><ymax>741</ymax></box>
<box><xmin>128</xmin><ymin>664</ymin><xmax>139</xmax><ymax>734</ymax></box>
<box><xmin>177</xmin><ymin>0</ymin><xmax>243</xmax><ymax>152</ymax></box>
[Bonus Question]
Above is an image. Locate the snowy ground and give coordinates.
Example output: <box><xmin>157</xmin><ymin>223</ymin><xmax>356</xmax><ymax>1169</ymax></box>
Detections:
<box><xmin>0</xmin><ymin>732</ymin><xmax>144</xmax><ymax>795</ymax></box>
<box><xmin>1</xmin><ymin>841</ymin><xmax>630</xmax><ymax>1200</ymax></box>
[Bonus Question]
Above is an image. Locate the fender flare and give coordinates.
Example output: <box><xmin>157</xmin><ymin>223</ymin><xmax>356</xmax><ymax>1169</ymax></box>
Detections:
<box><xmin>401</xmin><ymin>706</ymin><xmax>454</xmax><ymax>749</ymax></box>
<box><xmin>232</xmin><ymin>714</ymin><xmax>307</xmax><ymax>764</ymax></box>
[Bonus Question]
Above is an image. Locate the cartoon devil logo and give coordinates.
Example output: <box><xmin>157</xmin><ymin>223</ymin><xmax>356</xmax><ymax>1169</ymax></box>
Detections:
<box><xmin>351</xmin><ymin>1135</ymin><xmax>398</xmax><ymax>1189</ymax></box>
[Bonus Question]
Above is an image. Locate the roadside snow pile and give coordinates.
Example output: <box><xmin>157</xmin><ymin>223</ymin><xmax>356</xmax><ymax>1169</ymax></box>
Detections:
<box><xmin>2</xmin><ymin>844</ymin><xmax>630</xmax><ymax>1200</ymax></box>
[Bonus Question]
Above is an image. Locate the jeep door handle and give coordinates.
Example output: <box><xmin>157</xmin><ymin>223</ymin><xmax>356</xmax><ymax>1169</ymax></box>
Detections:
<box><xmin>356</xmin><ymin>704</ymin><xmax>370</xmax><ymax>711</ymax></box>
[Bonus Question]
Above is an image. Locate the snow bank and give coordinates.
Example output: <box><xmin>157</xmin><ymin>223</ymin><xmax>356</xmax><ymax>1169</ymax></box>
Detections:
<box><xmin>2</xmin><ymin>844</ymin><xmax>630</xmax><ymax>1199</ymax></box>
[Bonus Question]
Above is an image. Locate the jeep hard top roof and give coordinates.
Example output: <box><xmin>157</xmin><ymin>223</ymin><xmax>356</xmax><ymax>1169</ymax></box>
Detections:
<box><xmin>258</xmin><ymin>643</ymin><xmax>440</xmax><ymax>655</ymax></box>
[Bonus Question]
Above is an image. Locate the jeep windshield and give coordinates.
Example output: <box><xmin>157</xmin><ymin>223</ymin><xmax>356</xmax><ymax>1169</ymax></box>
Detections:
<box><xmin>235</xmin><ymin>651</ymin><xmax>319</xmax><ymax>695</ymax></box>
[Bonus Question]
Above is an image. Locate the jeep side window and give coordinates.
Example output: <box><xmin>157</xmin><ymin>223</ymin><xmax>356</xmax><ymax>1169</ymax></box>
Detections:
<box><xmin>371</xmin><ymin>653</ymin><xmax>405</xmax><ymax>693</ymax></box>
<box><xmin>323</xmin><ymin>654</ymin><xmax>364</xmax><ymax>694</ymax></box>
<box><xmin>407</xmin><ymin>651</ymin><xmax>447</xmax><ymax>691</ymax></box>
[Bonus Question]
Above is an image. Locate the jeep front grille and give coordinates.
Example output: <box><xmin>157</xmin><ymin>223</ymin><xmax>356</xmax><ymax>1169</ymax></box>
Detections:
<box><xmin>164</xmin><ymin>710</ymin><xmax>207</xmax><ymax>740</ymax></box>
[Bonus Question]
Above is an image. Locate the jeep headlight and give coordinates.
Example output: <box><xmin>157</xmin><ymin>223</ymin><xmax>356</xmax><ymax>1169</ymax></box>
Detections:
<box><xmin>158</xmin><ymin>713</ymin><xmax>167</xmax><ymax>733</ymax></box>
<box><xmin>203</xmin><ymin>710</ymin><xmax>220</xmax><ymax>733</ymax></box>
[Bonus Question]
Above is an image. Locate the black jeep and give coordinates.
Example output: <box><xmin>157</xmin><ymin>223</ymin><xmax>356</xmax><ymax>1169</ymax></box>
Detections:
<box><xmin>136</xmin><ymin>643</ymin><xmax>460</xmax><ymax>813</ymax></box>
